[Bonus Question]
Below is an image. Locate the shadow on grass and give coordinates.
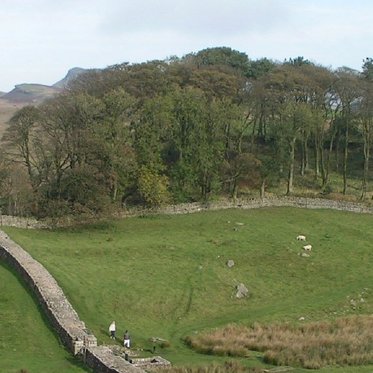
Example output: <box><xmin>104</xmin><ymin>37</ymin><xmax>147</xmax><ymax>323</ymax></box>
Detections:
<box><xmin>0</xmin><ymin>261</ymin><xmax>92</xmax><ymax>372</ymax></box>
<box><xmin>65</xmin><ymin>355</ymin><xmax>93</xmax><ymax>371</ymax></box>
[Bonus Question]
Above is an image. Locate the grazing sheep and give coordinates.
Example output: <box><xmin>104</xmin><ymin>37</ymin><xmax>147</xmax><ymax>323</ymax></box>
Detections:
<box><xmin>297</xmin><ymin>235</ymin><xmax>306</xmax><ymax>241</ymax></box>
<box><xmin>303</xmin><ymin>244</ymin><xmax>312</xmax><ymax>251</ymax></box>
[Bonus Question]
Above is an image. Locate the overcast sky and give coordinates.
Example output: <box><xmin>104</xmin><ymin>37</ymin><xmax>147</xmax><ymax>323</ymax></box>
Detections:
<box><xmin>1</xmin><ymin>0</ymin><xmax>372</xmax><ymax>92</ymax></box>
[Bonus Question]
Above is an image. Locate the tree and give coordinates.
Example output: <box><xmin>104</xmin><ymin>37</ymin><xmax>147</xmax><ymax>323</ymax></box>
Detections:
<box><xmin>333</xmin><ymin>68</ymin><xmax>362</xmax><ymax>194</ymax></box>
<box><xmin>362</xmin><ymin>57</ymin><xmax>373</xmax><ymax>81</ymax></box>
<box><xmin>257</xmin><ymin>152</ymin><xmax>281</xmax><ymax>199</ymax></box>
<box><xmin>278</xmin><ymin>103</ymin><xmax>314</xmax><ymax>195</ymax></box>
<box><xmin>257</xmin><ymin>64</ymin><xmax>326</xmax><ymax>194</ymax></box>
<box><xmin>4</xmin><ymin>106</ymin><xmax>41</xmax><ymax>191</ymax></box>
<box><xmin>284</xmin><ymin>56</ymin><xmax>312</xmax><ymax>67</ymax></box>
<box><xmin>221</xmin><ymin>152</ymin><xmax>260</xmax><ymax>200</ymax></box>
<box><xmin>93</xmin><ymin>88</ymin><xmax>138</xmax><ymax>203</ymax></box>
<box><xmin>358</xmin><ymin>79</ymin><xmax>373</xmax><ymax>199</ymax></box>
<box><xmin>137</xmin><ymin>166</ymin><xmax>170</xmax><ymax>207</ymax></box>
<box><xmin>185</xmin><ymin>47</ymin><xmax>250</xmax><ymax>76</ymax></box>
<box><xmin>246</xmin><ymin>58</ymin><xmax>276</xmax><ymax>79</ymax></box>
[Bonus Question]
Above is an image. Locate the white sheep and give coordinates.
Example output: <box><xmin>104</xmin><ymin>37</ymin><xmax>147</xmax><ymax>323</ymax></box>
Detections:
<box><xmin>296</xmin><ymin>235</ymin><xmax>306</xmax><ymax>241</ymax></box>
<box><xmin>303</xmin><ymin>244</ymin><xmax>312</xmax><ymax>251</ymax></box>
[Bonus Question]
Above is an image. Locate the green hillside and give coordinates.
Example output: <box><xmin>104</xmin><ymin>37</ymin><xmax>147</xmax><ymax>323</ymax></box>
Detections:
<box><xmin>0</xmin><ymin>263</ymin><xmax>89</xmax><ymax>373</ymax></box>
<box><xmin>1</xmin><ymin>207</ymin><xmax>372</xmax><ymax>372</ymax></box>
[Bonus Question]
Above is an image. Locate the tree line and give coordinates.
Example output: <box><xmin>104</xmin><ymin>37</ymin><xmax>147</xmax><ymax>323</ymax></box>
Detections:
<box><xmin>1</xmin><ymin>47</ymin><xmax>372</xmax><ymax>218</ymax></box>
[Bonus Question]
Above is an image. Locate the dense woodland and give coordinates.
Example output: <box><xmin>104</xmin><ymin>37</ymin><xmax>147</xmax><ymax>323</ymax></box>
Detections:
<box><xmin>1</xmin><ymin>47</ymin><xmax>372</xmax><ymax>218</ymax></box>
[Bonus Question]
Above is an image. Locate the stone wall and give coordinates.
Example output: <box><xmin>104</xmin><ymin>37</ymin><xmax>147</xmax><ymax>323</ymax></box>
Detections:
<box><xmin>0</xmin><ymin>230</ymin><xmax>145</xmax><ymax>373</ymax></box>
<box><xmin>84</xmin><ymin>346</ymin><xmax>144</xmax><ymax>373</ymax></box>
<box><xmin>0</xmin><ymin>214</ymin><xmax>42</xmax><ymax>229</ymax></box>
<box><xmin>1</xmin><ymin>197</ymin><xmax>371</xmax><ymax>230</ymax></box>
<box><xmin>123</xmin><ymin>196</ymin><xmax>373</xmax><ymax>217</ymax></box>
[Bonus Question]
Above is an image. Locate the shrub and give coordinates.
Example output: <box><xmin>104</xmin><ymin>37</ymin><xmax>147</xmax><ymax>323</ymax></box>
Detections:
<box><xmin>137</xmin><ymin>166</ymin><xmax>171</xmax><ymax>207</ymax></box>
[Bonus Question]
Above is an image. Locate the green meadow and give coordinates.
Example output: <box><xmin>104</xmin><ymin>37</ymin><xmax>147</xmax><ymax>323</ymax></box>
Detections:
<box><xmin>1</xmin><ymin>207</ymin><xmax>373</xmax><ymax>372</ymax></box>
<box><xmin>0</xmin><ymin>263</ymin><xmax>90</xmax><ymax>373</ymax></box>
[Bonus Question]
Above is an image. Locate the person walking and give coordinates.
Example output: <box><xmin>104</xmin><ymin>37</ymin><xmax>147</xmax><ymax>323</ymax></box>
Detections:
<box><xmin>109</xmin><ymin>321</ymin><xmax>116</xmax><ymax>339</ymax></box>
<box><xmin>123</xmin><ymin>330</ymin><xmax>130</xmax><ymax>348</ymax></box>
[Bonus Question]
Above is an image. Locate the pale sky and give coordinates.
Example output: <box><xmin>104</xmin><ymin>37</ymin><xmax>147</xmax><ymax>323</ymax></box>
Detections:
<box><xmin>0</xmin><ymin>0</ymin><xmax>372</xmax><ymax>92</ymax></box>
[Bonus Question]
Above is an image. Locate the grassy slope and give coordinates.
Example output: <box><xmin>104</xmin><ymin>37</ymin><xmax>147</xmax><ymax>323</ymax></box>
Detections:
<box><xmin>0</xmin><ymin>263</ymin><xmax>90</xmax><ymax>373</ymax></box>
<box><xmin>2</xmin><ymin>207</ymin><xmax>373</xmax><ymax>372</ymax></box>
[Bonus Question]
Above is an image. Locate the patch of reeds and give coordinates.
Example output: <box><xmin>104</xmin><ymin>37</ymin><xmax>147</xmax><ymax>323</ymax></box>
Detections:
<box><xmin>155</xmin><ymin>361</ymin><xmax>262</xmax><ymax>373</ymax></box>
<box><xmin>185</xmin><ymin>315</ymin><xmax>373</xmax><ymax>369</ymax></box>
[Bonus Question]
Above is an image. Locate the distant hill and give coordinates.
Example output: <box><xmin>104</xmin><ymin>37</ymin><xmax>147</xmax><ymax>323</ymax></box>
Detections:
<box><xmin>53</xmin><ymin>67</ymin><xmax>88</xmax><ymax>89</ymax></box>
<box><xmin>0</xmin><ymin>67</ymin><xmax>89</xmax><ymax>136</ymax></box>
<box><xmin>0</xmin><ymin>67</ymin><xmax>89</xmax><ymax>105</ymax></box>
<box><xmin>1</xmin><ymin>83</ymin><xmax>60</xmax><ymax>104</ymax></box>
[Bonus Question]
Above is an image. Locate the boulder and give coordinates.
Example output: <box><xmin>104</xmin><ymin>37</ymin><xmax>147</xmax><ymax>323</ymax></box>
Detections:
<box><xmin>227</xmin><ymin>260</ymin><xmax>235</xmax><ymax>268</ymax></box>
<box><xmin>236</xmin><ymin>283</ymin><xmax>249</xmax><ymax>298</ymax></box>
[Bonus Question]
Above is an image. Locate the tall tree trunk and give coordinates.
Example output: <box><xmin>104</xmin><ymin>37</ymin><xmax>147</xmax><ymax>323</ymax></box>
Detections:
<box><xmin>300</xmin><ymin>134</ymin><xmax>308</xmax><ymax>176</ymax></box>
<box><xmin>260</xmin><ymin>179</ymin><xmax>266</xmax><ymax>200</ymax></box>
<box><xmin>286</xmin><ymin>137</ymin><xmax>296</xmax><ymax>195</ymax></box>
<box><xmin>360</xmin><ymin>121</ymin><xmax>371</xmax><ymax>200</ymax></box>
<box><xmin>304</xmin><ymin>136</ymin><xmax>309</xmax><ymax>172</ymax></box>
<box><xmin>224</xmin><ymin>122</ymin><xmax>231</xmax><ymax>159</ymax></box>
<box><xmin>321</xmin><ymin>129</ymin><xmax>336</xmax><ymax>189</ymax></box>
<box><xmin>314</xmin><ymin>137</ymin><xmax>320</xmax><ymax>181</ymax></box>
<box><xmin>335</xmin><ymin>133</ymin><xmax>340</xmax><ymax>172</ymax></box>
<box><xmin>231</xmin><ymin>179</ymin><xmax>238</xmax><ymax>201</ymax></box>
<box><xmin>342</xmin><ymin>119</ymin><xmax>349</xmax><ymax>195</ymax></box>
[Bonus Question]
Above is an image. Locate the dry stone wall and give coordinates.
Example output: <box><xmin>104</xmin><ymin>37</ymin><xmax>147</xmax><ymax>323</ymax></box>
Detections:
<box><xmin>0</xmin><ymin>214</ymin><xmax>42</xmax><ymax>229</ymax></box>
<box><xmin>84</xmin><ymin>346</ymin><xmax>144</xmax><ymax>373</ymax></box>
<box><xmin>1</xmin><ymin>197</ymin><xmax>371</xmax><ymax>230</ymax></box>
<box><xmin>123</xmin><ymin>197</ymin><xmax>373</xmax><ymax>217</ymax></box>
<box><xmin>0</xmin><ymin>230</ymin><xmax>145</xmax><ymax>373</ymax></box>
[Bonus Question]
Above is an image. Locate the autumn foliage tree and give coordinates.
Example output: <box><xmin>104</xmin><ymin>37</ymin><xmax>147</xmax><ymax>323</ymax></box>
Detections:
<box><xmin>1</xmin><ymin>48</ymin><xmax>372</xmax><ymax>217</ymax></box>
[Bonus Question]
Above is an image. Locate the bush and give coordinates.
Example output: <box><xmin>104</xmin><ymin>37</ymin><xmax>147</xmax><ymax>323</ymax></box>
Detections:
<box><xmin>137</xmin><ymin>166</ymin><xmax>171</xmax><ymax>207</ymax></box>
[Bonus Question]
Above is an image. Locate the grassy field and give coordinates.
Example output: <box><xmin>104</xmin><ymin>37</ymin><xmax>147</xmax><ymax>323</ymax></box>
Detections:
<box><xmin>0</xmin><ymin>263</ymin><xmax>90</xmax><ymax>373</ymax></box>
<box><xmin>1</xmin><ymin>207</ymin><xmax>373</xmax><ymax>372</ymax></box>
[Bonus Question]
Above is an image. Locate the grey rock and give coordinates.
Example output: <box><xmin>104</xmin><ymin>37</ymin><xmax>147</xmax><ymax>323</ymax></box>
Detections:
<box><xmin>227</xmin><ymin>260</ymin><xmax>235</xmax><ymax>268</ymax></box>
<box><xmin>236</xmin><ymin>283</ymin><xmax>249</xmax><ymax>298</ymax></box>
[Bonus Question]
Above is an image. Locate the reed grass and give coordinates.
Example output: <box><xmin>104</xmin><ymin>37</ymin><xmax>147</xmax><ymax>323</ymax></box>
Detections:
<box><xmin>185</xmin><ymin>315</ymin><xmax>373</xmax><ymax>369</ymax></box>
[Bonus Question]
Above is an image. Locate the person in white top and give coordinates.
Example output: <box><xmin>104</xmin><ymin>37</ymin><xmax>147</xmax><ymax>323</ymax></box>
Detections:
<box><xmin>109</xmin><ymin>321</ymin><xmax>116</xmax><ymax>339</ymax></box>
<box><xmin>123</xmin><ymin>330</ymin><xmax>130</xmax><ymax>348</ymax></box>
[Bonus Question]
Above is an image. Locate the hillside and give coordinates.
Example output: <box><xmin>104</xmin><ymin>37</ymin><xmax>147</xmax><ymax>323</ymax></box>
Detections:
<box><xmin>1</xmin><ymin>83</ymin><xmax>60</xmax><ymax>104</ymax></box>
<box><xmin>0</xmin><ymin>67</ymin><xmax>89</xmax><ymax>136</ymax></box>
<box><xmin>0</xmin><ymin>67</ymin><xmax>88</xmax><ymax>105</ymax></box>
<box><xmin>2</xmin><ymin>207</ymin><xmax>373</xmax><ymax>372</ymax></box>
<box><xmin>0</xmin><ymin>262</ymin><xmax>90</xmax><ymax>373</ymax></box>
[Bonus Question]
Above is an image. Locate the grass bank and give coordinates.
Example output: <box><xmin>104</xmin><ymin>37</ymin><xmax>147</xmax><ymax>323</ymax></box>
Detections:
<box><xmin>0</xmin><ymin>263</ymin><xmax>90</xmax><ymax>373</ymax></box>
<box><xmin>1</xmin><ymin>207</ymin><xmax>373</xmax><ymax>372</ymax></box>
